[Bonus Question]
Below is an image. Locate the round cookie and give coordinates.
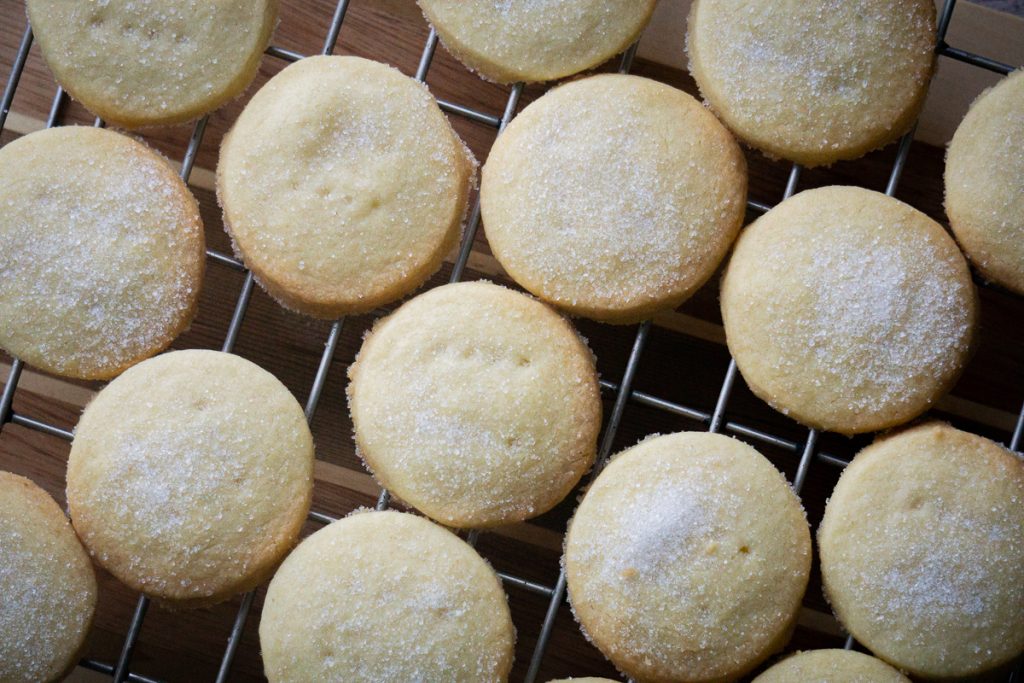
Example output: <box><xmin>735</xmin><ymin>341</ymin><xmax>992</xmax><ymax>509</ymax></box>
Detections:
<box><xmin>481</xmin><ymin>74</ymin><xmax>747</xmax><ymax>324</ymax></box>
<box><xmin>348</xmin><ymin>281</ymin><xmax>601</xmax><ymax>528</ymax></box>
<box><xmin>720</xmin><ymin>186</ymin><xmax>976</xmax><ymax>435</ymax></box>
<box><xmin>418</xmin><ymin>0</ymin><xmax>657</xmax><ymax>84</ymax></box>
<box><xmin>752</xmin><ymin>650</ymin><xmax>910</xmax><ymax>682</ymax></box>
<box><xmin>66</xmin><ymin>350</ymin><xmax>313</xmax><ymax>608</ymax></box>
<box><xmin>564</xmin><ymin>432</ymin><xmax>812</xmax><ymax>683</ymax></box>
<box><xmin>945</xmin><ymin>69</ymin><xmax>1024</xmax><ymax>295</ymax></box>
<box><xmin>260</xmin><ymin>510</ymin><xmax>515</xmax><ymax>682</ymax></box>
<box><xmin>0</xmin><ymin>472</ymin><xmax>97</xmax><ymax>683</ymax></box>
<box><xmin>218</xmin><ymin>55</ymin><xmax>475</xmax><ymax>318</ymax></box>
<box><xmin>0</xmin><ymin>126</ymin><xmax>204</xmax><ymax>380</ymax></box>
<box><xmin>819</xmin><ymin>423</ymin><xmax>1024</xmax><ymax>679</ymax></box>
<box><xmin>687</xmin><ymin>0</ymin><xmax>936</xmax><ymax>167</ymax></box>
<box><xmin>547</xmin><ymin>679</ymin><xmax>619</xmax><ymax>682</ymax></box>
<box><xmin>27</xmin><ymin>0</ymin><xmax>277</xmax><ymax>128</ymax></box>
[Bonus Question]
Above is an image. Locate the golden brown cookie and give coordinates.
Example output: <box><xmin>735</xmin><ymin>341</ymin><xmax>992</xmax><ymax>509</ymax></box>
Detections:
<box><xmin>752</xmin><ymin>649</ymin><xmax>910</xmax><ymax>682</ymax></box>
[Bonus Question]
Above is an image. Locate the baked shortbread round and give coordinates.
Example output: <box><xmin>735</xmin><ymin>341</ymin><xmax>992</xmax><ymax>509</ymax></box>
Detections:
<box><xmin>565</xmin><ymin>432</ymin><xmax>812</xmax><ymax>683</ymax></box>
<box><xmin>820</xmin><ymin>423</ymin><xmax>1024</xmax><ymax>679</ymax></box>
<box><xmin>66</xmin><ymin>350</ymin><xmax>313</xmax><ymax>608</ymax></box>
<box><xmin>260</xmin><ymin>510</ymin><xmax>515</xmax><ymax>682</ymax></box>
<box><xmin>0</xmin><ymin>126</ymin><xmax>204</xmax><ymax>380</ymax></box>
<box><xmin>0</xmin><ymin>473</ymin><xmax>97</xmax><ymax>683</ymax></box>
<box><xmin>687</xmin><ymin>0</ymin><xmax>936</xmax><ymax>167</ymax></box>
<box><xmin>218</xmin><ymin>55</ymin><xmax>474</xmax><ymax>318</ymax></box>
<box><xmin>482</xmin><ymin>74</ymin><xmax>747</xmax><ymax>324</ymax></box>
<box><xmin>349</xmin><ymin>281</ymin><xmax>601</xmax><ymax>528</ymax></box>
<box><xmin>721</xmin><ymin>186</ymin><xmax>976</xmax><ymax>435</ymax></box>
<box><xmin>547</xmin><ymin>679</ymin><xmax>619</xmax><ymax>682</ymax></box>
<box><xmin>418</xmin><ymin>0</ymin><xmax>657</xmax><ymax>84</ymax></box>
<box><xmin>752</xmin><ymin>649</ymin><xmax>909</xmax><ymax>682</ymax></box>
<box><xmin>946</xmin><ymin>69</ymin><xmax>1024</xmax><ymax>295</ymax></box>
<box><xmin>27</xmin><ymin>0</ymin><xmax>276</xmax><ymax>128</ymax></box>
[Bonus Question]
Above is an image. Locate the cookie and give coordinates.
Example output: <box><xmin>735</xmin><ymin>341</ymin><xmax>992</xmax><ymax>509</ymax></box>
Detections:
<box><xmin>260</xmin><ymin>510</ymin><xmax>515</xmax><ymax>682</ymax></box>
<box><xmin>547</xmin><ymin>679</ymin><xmax>618</xmax><ymax>682</ymax></box>
<box><xmin>418</xmin><ymin>0</ymin><xmax>657</xmax><ymax>84</ymax></box>
<box><xmin>348</xmin><ymin>281</ymin><xmax>601</xmax><ymax>528</ymax></box>
<box><xmin>564</xmin><ymin>432</ymin><xmax>812</xmax><ymax>683</ymax></box>
<box><xmin>0</xmin><ymin>472</ymin><xmax>97</xmax><ymax>683</ymax></box>
<box><xmin>752</xmin><ymin>650</ymin><xmax>909</xmax><ymax>682</ymax></box>
<box><xmin>481</xmin><ymin>74</ymin><xmax>747</xmax><ymax>324</ymax></box>
<box><xmin>26</xmin><ymin>0</ymin><xmax>277</xmax><ymax>128</ymax></box>
<box><xmin>66</xmin><ymin>350</ymin><xmax>313</xmax><ymax>608</ymax></box>
<box><xmin>218</xmin><ymin>55</ymin><xmax>475</xmax><ymax>318</ymax></box>
<box><xmin>945</xmin><ymin>69</ymin><xmax>1024</xmax><ymax>295</ymax></box>
<box><xmin>687</xmin><ymin>0</ymin><xmax>936</xmax><ymax>167</ymax></box>
<box><xmin>720</xmin><ymin>186</ymin><xmax>976</xmax><ymax>435</ymax></box>
<box><xmin>0</xmin><ymin>126</ymin><xmax>204</xmax><ymax>380</ymax></box>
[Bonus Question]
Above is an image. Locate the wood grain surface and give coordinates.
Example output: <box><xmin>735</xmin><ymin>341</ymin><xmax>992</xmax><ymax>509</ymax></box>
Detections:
<box><xmin>1</xmin><ymin>1</ymin><xmax>1022</xmax><ymax>681</ymax></box>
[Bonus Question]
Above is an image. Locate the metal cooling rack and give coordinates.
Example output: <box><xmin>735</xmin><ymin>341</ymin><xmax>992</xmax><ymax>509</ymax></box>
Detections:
<box><xmin>0</xmin><ymin>0</ymin><xmax>1021</xmax><ymax>681</ymax></box>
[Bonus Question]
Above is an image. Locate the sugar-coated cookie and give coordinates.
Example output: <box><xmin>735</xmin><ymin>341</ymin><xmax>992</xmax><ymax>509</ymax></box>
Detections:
<box><xmin>27</xmin><ymin>0</ymin><xmax>277</xmax><ymax>129</ymax></box>
<box><xmin>66</xmin><ymin>350</ymin><xmax>313</xmax><ymax>608</ymax></box>
<box><xmin>218</xmin><ymin>55</ymin><xmax>475</xmax><ymax>318</ymax></box>
<box><xmin>547</xmin><ymin>679</ymin><xmax>619</xmax><ymax>682</ymax></box>
<box><xmin>0</xmin><ymin>126</ymin><xmax>204</xmax><ymax>380</ymax></box>
<box><xmin>348</xmin><ymin>281</ymin><xmax>601</xmax><ymax>528</ymax></box>
<box><xmin>721</xmin><ymin>186</ymin><xmax>976</xmax><ymax>435</ymax></box>
<box><xmin>0</xmin><ymin>472</ymin><xmax>97</xmax><ymax>683</ymax></box>
<box><xmin>946</xmin><ymin>69</ymin><xmax>1024</xmax><ymax>295</ymax></box>
<box><xmin>260</xmin><ymin>510</ymin><xmax>515</xmax><ymax>682</ymax></box>
<box><xmin>819</xmin><ymin>423</ymin><xmax>1024</xmax><ymax>679</ymax></box>
<box><xmin>418</xmin><ymin>0</ymin><xmax>657</xmax><ymax>84</ymax></box>
<box><xmin>752</xmin><ymin>650</ymin><xmax>910</xmax><ymax>682</ymax></box>
<box><xmin>687</xmin><ymin>0</ymin><xmax>936</xmax><ymax>167</ymax></box>
<box><xmin>482</xmin><ymin>74</ymin><xmax>747</xmax><ymax>324</ymax></box>
<box><xmin>565</xmin><ymin>432</ymin><xmax>811</xmax><ymax>683</ymax></box>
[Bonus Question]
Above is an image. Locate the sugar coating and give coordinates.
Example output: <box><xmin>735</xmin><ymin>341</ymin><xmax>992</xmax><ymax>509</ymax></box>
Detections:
<box><xmin>27</xmin><ymin>0</ymin><xmax>276</xmax><ymax>128</ymax></box>
<box><xmin>945</xmin><ymin>69</ymin><xmax>1024</xmax><ymax>295</ymax></box>
<box><xmin>564</xmin><ymin>432</ymin><xmax>811</xmax><ymax>682</ymax></box>
<box><xmin>259</xmin><ymin>510</ymin><xmax>515</xmax><ymax>682</ymax></box>
<box><xmin>482</xmin><ymin>74</ymin><xmax>747</xmax><ymax>324</ymax></box>
<box><xmin>0</xmin><ymin>126</ymin><xmax>204</xmax><ymax>380</ymax></box>
<box><xmin>418</xmin><ymin>0</ymin><xmax>657</xmax><ymax>84</ymax></box>
<box><xmin>66</xmin><ymin>350</ymin><xmax>313</xmax><ymax>607</ymax></box>
<box><xmin>348</xmin><ymin>281</ymin><xmax>601</xmax><ymax>528</ymax></box>
<box><xmin>721</xmin><ymin>186</ymin><xmax>976</xmax><ymax>435</ymax></box>
<box><xmin>819</xmin><ymin>423</ymin><xmax>1024</xmax><ymax>679</ymax></box>
<box><xmin>0</xmin><ymin>472</ymin><xmax>97</xmax><ymax>683</ymax></box>
<box><xmin>687</xmin><ymin>0</ymin><xmax>936</xmax><ymax>166</ymax></box>
<box><xmin>752</xmin><ymin>649</ymin><xmax>909</xmax><ymax>682</ymax></box>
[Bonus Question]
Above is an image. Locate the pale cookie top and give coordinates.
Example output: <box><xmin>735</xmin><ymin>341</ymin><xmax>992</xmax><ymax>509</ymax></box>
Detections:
<box><xmin>0</xmin><ymin>472</ymin><xmax>97</xmax><ymax>683</ymax></box>
<box><xmin>259</xmin><ymin>510</ymin><xmax>515</xmax><ymax>683</ymax></box>
<box><xmin>819</xmin><ymin>423</ymin><xmax>1024</xmax><ymax>679</ymax></box>
<box><xmin>482</xmin><ymin>74</ymin><xmax>747</xmax><ymax>324</ymax></box>
<box><xmin>687</xmin><ymin>0</ymin><xmax>936</xmax><ymax>167</ymax></box>
<box><xmin>946</xmin><ymin>69</ymin><xmax>1024</xmax><ymax>295</ymax></box>
<box><xmin>218</xmin><ymin>55</ymin><xmax>475</xmax><ymax>319</ymax></box>
<box><xmin>721</xmin><ymin>186</ymin><xmax>976</xmax><ymax>435</ymax></box>
<box><xmin>66</xmin><ymin>350</ymin><xmax>313</xmax><ymax>608</ymax></box>
<box><xmin>27</xmin><ymin>0</ymin><xmax>277</xmax><ymax>129</ymax></box>
<box><xmin>418</xmin><ymin>0</ymin><xmax>657</xmax><ymax>84</ymax></box>
<box><xmin>752</xmin><ymin>649</ymin><xmax>910</xmax><ymax>682</ymax></box>
<box><xmin>348</xmin><ymin>281</ymin><xmax>601</xmax><ymax>528</ymax></box>
<box><xmin>565</xmin><ymin>432</ymin><xmax>811</xmax><ymax>683</ymax></box>
<box><xmin>0</xmin><ymin>126</ymin><xmax>204</xmax><ymax>380</ymax></box>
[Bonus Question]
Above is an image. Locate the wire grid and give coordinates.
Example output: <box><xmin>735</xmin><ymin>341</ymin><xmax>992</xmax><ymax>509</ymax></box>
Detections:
<box><xmin>0</xmin><ymin>0</ymin><xmax>1021</xmax><ymax>681</ymax></box>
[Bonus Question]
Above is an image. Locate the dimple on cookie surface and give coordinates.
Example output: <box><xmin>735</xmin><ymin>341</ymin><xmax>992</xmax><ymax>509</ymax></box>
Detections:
<box><xmin>66</xmin><ymin>350</ymin><xmax>313</xmax><ymax>608</ymax></box>
<box><xmin>218</xmin><ymin>55</ymin><xmax>475</xmax><ymax>319</ymax></box>
<box><xmin>687</xmin><ymin>0</ymin><xmax>936</xmax><ymax>167</ymax></box>
<box><xmin>0</xmin><ymin>126</ymin><xmax>204</xmax><ymax>380</ymax></box>
<box><xmin>348</xmin><ymin>281</ymin><xmax>601</xmax><ymax>529</ymax></box>
<box><xmin>481</xmin><ymin>74</ymin><xmax>747</xmax><ymax>324</ymax></box>
<box><xmin>259</xmin><ymin>510</ymin><xmax>515</xmax><ymax>682</ymax></box>
<box><xmin>564</xmin><ymin>432</ymin><xmax>812</xmax><ymax>683</ymax></box>
<box><xmin>819</xmin><ymin>423</ymin><xmax>1024</xmax><ymax>680</ymax></box>
<box><xmin>720</xmin><ymin>186</ymin><xmax>976</xmax><ymax>435</ymax></box>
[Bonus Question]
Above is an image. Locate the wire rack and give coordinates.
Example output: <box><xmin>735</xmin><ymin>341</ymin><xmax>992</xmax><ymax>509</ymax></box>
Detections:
<box><xmin>0</xmin><ymin>1</ymin><xmax>1020</xmax><ymax>681</ymax></box>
